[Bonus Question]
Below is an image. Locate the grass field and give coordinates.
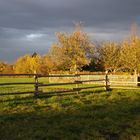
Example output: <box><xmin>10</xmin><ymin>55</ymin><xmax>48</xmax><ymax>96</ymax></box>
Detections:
<box><xmin>0</xmin><ymin>78</ymin><xmax>140</xmax><ymax>140</ymax></box>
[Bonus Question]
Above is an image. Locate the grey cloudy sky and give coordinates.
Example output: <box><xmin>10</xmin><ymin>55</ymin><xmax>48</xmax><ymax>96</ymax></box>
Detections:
<box><xmin>0</xmin><ymin>0</ymin><xmax>140</xmax><ymax>62</ymax></box>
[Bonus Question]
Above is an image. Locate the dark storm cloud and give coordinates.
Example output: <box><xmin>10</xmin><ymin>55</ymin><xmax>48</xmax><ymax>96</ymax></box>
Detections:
<box><xmin>0</xmin><ymin>0</ymin><xmax>140</xmax><ymax>29</ymax></box>
<box><xmin>0</xmin><ymin>0</ymin><xmax>140</xmax><ymax>62</ymax></box>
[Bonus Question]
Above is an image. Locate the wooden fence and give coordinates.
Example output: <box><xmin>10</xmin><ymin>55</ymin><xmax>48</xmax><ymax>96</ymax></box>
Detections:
<box><xmin>0</xmin><ymin>74</ymin><xmax>109</xmax><ymax>96</ymax></box>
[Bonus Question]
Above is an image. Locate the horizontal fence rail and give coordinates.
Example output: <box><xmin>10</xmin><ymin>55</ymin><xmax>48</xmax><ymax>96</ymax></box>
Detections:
<box><xmin>74</xmin><ymin>85</ymin><xmax>105</xmax><ymax>90</ymax></box>
<box><xmin>109</xmin><ymin>81</ymin><xmax>140</xmax><ymax>84</ymax></box>
<box><xmin>37</xmin><ymin>82</ymin><xmax>80</xmax><ymax>87</ymax></box>
<box><xmin>38</xmin><ymin>89</ymin><xmax>79</xmax><ymax>95</ymax></box>
<box><xmin>0</xmin><ymin>91</ymin><xmax>35</xmax><ymax>96</ymax></box>
<box><xmin>38</xmin><ymin>74</ymin><xmax>80</xmax><ymax>77</ymax></box>
<box><xmin>75</xmin><ymin>79</ymin><xmax>105</xmax><ymax>83</ymax></box>
<box><xmin>0</xmin><ymin>74</ymin><xmax>37</xmax><ymax>76</ymax></box>
<box><xmin>0</xmin><ymin>82</ymin><xmax>42</xmax><ymax>86</ymax></box>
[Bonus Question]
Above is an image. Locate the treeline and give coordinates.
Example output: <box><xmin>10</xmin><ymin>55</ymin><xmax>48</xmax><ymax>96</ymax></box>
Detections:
<box><xmin>1</xmin><ymin>25</ymin><xmax>140</xmax><ymax>74</ymax></box>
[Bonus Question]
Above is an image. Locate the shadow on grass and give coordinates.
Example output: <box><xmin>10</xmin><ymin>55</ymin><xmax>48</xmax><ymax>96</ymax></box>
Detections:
<box><xmin>0</xmin><ymin>89</ymin><xmax>140</xmax><ymax>140</ymax></box>
<box><xmin>0</xmin><ymin>88</ymin><xmax>105</xmax><ymax>103</ymax></box>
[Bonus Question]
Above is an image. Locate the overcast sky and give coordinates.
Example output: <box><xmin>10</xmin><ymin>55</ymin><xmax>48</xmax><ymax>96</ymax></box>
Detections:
<box><xmin>0</xmin><ymin>0</ymin><xmax>140</xmax><ymax>63</ymax></box>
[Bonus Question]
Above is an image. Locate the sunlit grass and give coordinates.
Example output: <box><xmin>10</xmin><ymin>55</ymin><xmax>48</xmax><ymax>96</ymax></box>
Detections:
<box><xmin>0</xmin><ymin>78</ymin><xmax>140</xmax><ymax>139</ymax></box>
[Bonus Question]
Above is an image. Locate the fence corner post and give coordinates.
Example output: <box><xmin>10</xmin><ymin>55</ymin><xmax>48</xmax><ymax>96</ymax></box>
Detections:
<box><xmin>105</xmin><ymin>70</ymin><xmax>110</xmax><ymax>91</ymax></box>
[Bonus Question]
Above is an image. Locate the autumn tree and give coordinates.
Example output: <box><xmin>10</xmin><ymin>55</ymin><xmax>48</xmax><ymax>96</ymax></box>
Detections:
<box><xmin>2</xmin><ymin>64</ymin><xmax>14</xmax><ymax>74</ymax></box>
<box><xmin>0</xmin><ymin>62</ymin><xmax>14</xmax><ymax>74</ymax></box>
<box><xmin>37</xmin><ymin>55</ymin><xmax>56</xmax><ymax>74</ymax></box>
<box><xmin>0</xmin><ymin>62</ymin><xmax>6</xmax><ymax>73</ymax></box>
<box><xmin>15</xmin><ymin>53</ymin><xmax>41</xmax><ymax>73</ymax></box>
<box><xmin>97</xmin><ymin>41</ymin><xmax>121</xmax><ymax>73</ymax></box>
<box><xmin>48</xmin><ymin>25</ymin><xmax>94</xmax><ymax>72</ymax></box>
<box><xmin>120</xmin><ymin>35</ymin><xmax>140</xmax><ymax>74</ymax></box>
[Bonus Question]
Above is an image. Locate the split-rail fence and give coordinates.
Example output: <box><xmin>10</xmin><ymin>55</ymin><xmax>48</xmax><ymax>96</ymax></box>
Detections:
<box><xmin>0</xmin><ymin>73</ymin><xmax>109</xmax><ymax>96</ymax></box>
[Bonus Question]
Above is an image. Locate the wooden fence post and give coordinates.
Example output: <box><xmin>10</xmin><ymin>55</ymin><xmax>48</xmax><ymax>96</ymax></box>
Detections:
<box><xmin>134</xmin><ymin>70</ymin><xmax>138</xmax><ymax>86</ymax></box>
<box><xmin>105</xmin><ymin>71</ymin><xmax>110</xmax><ymax>91</ymax></box>
<box><xmin>34</xmin><ymin>72</ymin><xmax>39</xmax><ymax>96</ymax></box>
<box><xmin>75</xmin><ymin>72</ymin><xmax>80</xmax><ymax>94</ymax></box>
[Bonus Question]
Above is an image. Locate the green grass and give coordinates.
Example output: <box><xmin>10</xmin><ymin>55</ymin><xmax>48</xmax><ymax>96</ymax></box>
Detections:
<box><xmin>0</xmin><ymin>78</ymin><xmax>140</xmax><ymax>140</ymax></box>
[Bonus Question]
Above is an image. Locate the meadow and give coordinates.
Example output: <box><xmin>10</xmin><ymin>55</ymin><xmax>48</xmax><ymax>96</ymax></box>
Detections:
<box><xmin>0</xmin><ymin>78</ymin><xmax>140</xmax><ymax>140</ymax></box>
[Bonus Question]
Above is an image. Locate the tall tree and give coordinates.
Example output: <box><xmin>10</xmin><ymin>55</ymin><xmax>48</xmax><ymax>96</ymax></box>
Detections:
<box><xmin>37</xmin><ymin>55</ymin><xmax>56</xmax><ymax>74</ymax></box>
<box><xmin>48</xmin><ymin>25</ymin><xmax>94</xmax><ymax>72</ymax></box>
<box><xmin>97</xmin><ymin>41</ymin><xmax>121</xmax><ymax>72</ymax></box>
<box><xmin>120</xmin><ymin>35</ymin><xmax>140</xmax><ymax>74</ymax></box>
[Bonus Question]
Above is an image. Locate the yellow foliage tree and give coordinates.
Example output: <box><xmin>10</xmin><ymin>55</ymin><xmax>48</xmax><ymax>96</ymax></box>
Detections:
<box><xmin>37</xmin><ymin>55</ymin><xmax>56</xmax><ymax>74</ymax></box>
<box><xmin>120</xmin><ymin>35</ymin><xmax>140</xmax><ymax>73</ymax></box>
<box><xmin>15</xmin><ymin>54</ymin><xmax>41</xmax><ymax>74</ymax></box>
<box><xmin>48</xmin><ymin>25</ymin><xmax>94</xmax><ymax>72</ymax></box>
<box><xmin>97</xmin><ymin>41</ymin><xmax>121</xmax><ymax>72</ymax></box>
